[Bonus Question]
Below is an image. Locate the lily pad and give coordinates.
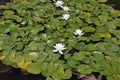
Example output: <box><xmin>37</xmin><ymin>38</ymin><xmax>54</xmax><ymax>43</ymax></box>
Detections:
<box><xmin>27</xmin><ymin>63</ymin><xmax>41</xmax><ymax>74</ymax></box>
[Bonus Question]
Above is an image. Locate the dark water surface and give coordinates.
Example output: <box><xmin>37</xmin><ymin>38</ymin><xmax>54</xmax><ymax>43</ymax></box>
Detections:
<box><xmin>106</xmin><ymin>0</ymin><xmax>120</xmax><ymax>10</ymax></box>
<box><xmin>0</xmin><ymin>73</ymin><xmax>45</xmax><ymax>80</ymax></box>
<box><xmin>0</xmin><ymin>68</ymin><xmax>45</xmax><ymax>80</ymax></box>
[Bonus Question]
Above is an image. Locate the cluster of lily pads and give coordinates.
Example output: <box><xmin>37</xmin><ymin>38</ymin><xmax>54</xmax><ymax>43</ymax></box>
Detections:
<box><xmin>53</xmin><ymin>0</ymin><xmax>84</xmax><ymax>55</ymax></box>
<box><xmin>0</xmin><ymin>0</ymin><xmax>120</xmax><ymax>80</ymax></box>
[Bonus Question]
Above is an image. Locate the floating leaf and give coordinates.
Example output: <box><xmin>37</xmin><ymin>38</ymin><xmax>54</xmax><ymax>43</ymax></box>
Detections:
<box><xmin>3</xmin><ymin>10</ymin><xmax>14</xmax><ymax>15</ymax></box>
<box><xmin>82</xmin><ymin>26</ymin><xmax>95</xmax><ymax>32</ymax></box>
<box><xmin>24</xmin><ymin>52</ymin><xmax>38</xmax><ymax>61</ymax></box>
<box><xmin>0</xmin><ymin>41</ymin><xmax>3</xmax><ymax>51</ymax></box>
<box><xmin>72</xmin><ymin>52</ymin><xmax>85</xmax><ymax>60</ymax></box>
<box><xmin>63</xmin><ymin>69</ymin><xmax>72</xmax><ymax>79</ymax></box>
<box><xmin>68</xmin><ymin>38</ymin><xmax>77</xmax><ymax>49</ymax></box>
<box><xmin>0</xmin><ymin>21</ymin><xmax>4</xmax><ymax>25</ymax></box>
<box><xmin>15</xmin><ymin>42</ymin><xmax>24</xmax><ymax>50</ymax></box>
<box><xmin>105</xmin><ymin>56</ymin><xmax>120</xmax><ymax>63</ymax></box>
<box><xmin>67</xmin><ymin>59</ymin><xmax>79</xmax><ymax>68</ymax></box>
<box><xmin>56</xmin><ymin>66</ymin><xmax>64</xmax><ymax>78</ymax></box>
<box><xmin>41</xmin><ymin>62</ymin><xmax>51</xmax><ymax>77</ymax></box>
<box><xmin>37</xmin><ymin>43</ymin><xmax>46</xmax><ymax>51</ymax></box>
<box><xmin>27</xmin><ymin>63</ymin><xmax>41</xmax><ymax>74</ymax></box>
<box><xmin>52</xmin><ymin>73</ymin><xmax>61</xmax><ymax>80</ymax></box>
<box><xmin>0</xmin><ymin>55</ymin><xmax>6</xmax><ymax>61</ymax></box>
<box><xmin>105</xmin><ymin>42</ymin><xmax>119</xmax><ymax>52</ymax></box>
<box><xmin>107</xmin><ymin>76</ymin><xmax>114</xmax><ymax>80</ymax></box>
<box><xmin>77</xmin><ymin>64</ymin><xmax>92</xmax><ymax>74</ymax></box>
<box><xmin>90</xmin><ymin>53</ymin><xmax>104</xmax><ymax>61</ymax></box>
<box><xmin>74</xmin><ymin>42</ymin><xmax>86</xmax><ymax>50</ymax></box>
<box><xmin>96</xmin><ymin>42</ymin><xmax>108</xmax><ymax>51</ymax></box>
<box><xmin>99</xmin><ymin>33</ymin><xmax>111</xmax><ymax>38</ymax></box>
<box><xmin>46</xmin><ymin>77</ymin><xmax>53</xmax><ymax>80</ymax></box>
<box><xmin>27</xmin><ymin>41</ymin><xmax>38</xmax><ymax>51</ymax></box>
<box><xmin>17</xmin><ymin>59</ymin><xmax>32</xmax><ymax>69</ymax></box>
<box><xmin>97</xmin><ymin>0</ymin><xmax>107</xmax><ymax>2</ymax></box>
<box><xmin>96</xmin><ymin>27</ymin><xmax>107</xmax><ymax>33</ymax></box>
<box><xmin>8</xmin><ymin>54</ymin><xmax>23</xmax><ymax>63</ymax></box>
<box><xmin>64</xmin><ymin>54</ymin><xmax>72</xmax><ymax>60</ymax></box>
<box><xmin>86</xmin><ymin>44</ymin><xmax>97</xmax><ymax>51</ymax></box>
<box><xmin>36</xmin><ymin>53</ymin><xmax>48</xmax><ymax>64</ymax></box>
<box><xmin>90</xmin><ymin>34</ymin><xmax>101</xmax><ymax>41</ymax></box>
<box><xmin>41</xmin><ymin>62</ymin><xmax>49</xmax><ymax>72</ymax></box>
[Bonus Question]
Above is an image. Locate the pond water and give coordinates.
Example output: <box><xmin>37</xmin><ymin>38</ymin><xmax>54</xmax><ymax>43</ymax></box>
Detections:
<box><xmin>0</xmin><ymin>66</ymin><xmax>46</xmax><ymax>80</ymax></box>
<box><xmin>0</xmin><ymin>63</ymin><xmax>106</xmax><ymax>80</ymax></box>
<box><xmin>0</xmin><ymin>73</ymin><xmax>45</xmax><ymax>80</ymax></box>
<box><xmin>0</xmin><ymin>71</ymin><xmax>106</xmax><ymax>80</ymax></box>
<box><xmin>106</xmin><ymin>0</ymin><xmax>120</xmax><ymax>10</ymax></box>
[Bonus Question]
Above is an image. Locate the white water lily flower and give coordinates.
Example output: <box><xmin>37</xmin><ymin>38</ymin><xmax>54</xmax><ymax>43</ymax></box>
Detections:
<box><xmin>55</xmin><ymin>1</ymin><xmax>64</xmax><ymax>7</ymax></box>
<box><xmin>74</xmin><ymin>29</ymin><xmax>84</xmax><ymax>36</ymax></box>
<box><xmin>62</xmin><ymin>14</ymin><xmax>70</xmax><ymax>20</ymax></box>
<box><xmin>53</xmin><ymin>43</ymin><xmax>66</xmax><ymax>54</ymax></box>
<box><xmin>62</xmin><ymin>6</ymin><xmax>70</xmax><ymax>11</ymax></box>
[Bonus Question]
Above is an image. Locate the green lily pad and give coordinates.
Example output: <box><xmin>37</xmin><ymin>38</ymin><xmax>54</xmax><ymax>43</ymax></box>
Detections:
<box><xmin>63</xmin><ymin>69</ymin><xmax>72</xmax><ymax>79</ymax></box>
<box><xmin>24</xmin><ymin>52</ymin><xmax>38</xmax><ymax>61</ymax></box>
<box><xmin>8</xmin><ymin>53</ymin><xmax>23</xmax><ymax>63</ymax></box>
<box><xmin>77</xmin><ymin>64</ymin><xmax>92</xmax><ymax>74</ymax></box>
<box><xmin>27</xmin><ymin>63</ymin><xmax>41</xmax><ymax>74</ymax></box>
<box><xmin>72</xmin><ymin>52</ymin><xmax>85</xmax><ymax>60</ymax></box>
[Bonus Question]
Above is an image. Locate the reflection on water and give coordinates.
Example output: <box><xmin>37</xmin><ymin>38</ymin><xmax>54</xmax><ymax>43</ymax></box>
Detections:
<box><xmin>106</xmin><ymin>0</ymin><xmax>120</xmax><ymax>10</ymax></box>
<box><xmin>0</xmin><ymin>68</ymin><xmax>45</xmax><ymax>80</ymax></box>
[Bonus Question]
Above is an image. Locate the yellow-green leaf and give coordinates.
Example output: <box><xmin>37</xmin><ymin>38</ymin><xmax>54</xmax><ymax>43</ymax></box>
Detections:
<box><xmin>27</xmin><ymin>63</ymin><xmax>41</xmax><ymax>74</ymax></box>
